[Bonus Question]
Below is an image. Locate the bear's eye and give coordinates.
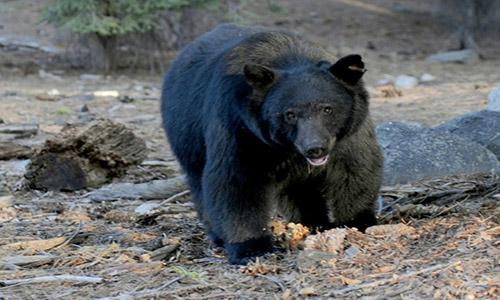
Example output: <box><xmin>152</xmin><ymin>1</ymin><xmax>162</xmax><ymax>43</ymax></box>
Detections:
<box><xmin>323</xmin><ymin>106</ymin><xmax>333</xmax><ymax>115</ymax></box>
<box><xmin>285</xmin><ymin>110</ymin><xmax>297</xmax><ymax>122</ymax></box>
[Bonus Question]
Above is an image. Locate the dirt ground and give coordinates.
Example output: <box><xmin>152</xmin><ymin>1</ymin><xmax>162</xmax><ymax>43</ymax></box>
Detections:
<box><xmin>0</xmin><ymin>0</ymin><xmax>499</xmax><ymax>299</ymax></box>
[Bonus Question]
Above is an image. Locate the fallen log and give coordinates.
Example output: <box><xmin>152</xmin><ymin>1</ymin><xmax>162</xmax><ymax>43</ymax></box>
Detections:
<box><xmin>0</xmin><ymin>141</ymin><xmax>32</xmax><ymax>160</ymax></box>
<box><xmin>0</xmin><ymin>275</ymin><xmax>103</xmax><ymax>286</ymax></box>
<box><xmin>0</xmin><ymin>123</ymin><xmax>39</xmax><ymax>136</ymax></box>
<box><xmin>24</xmin><ymin>119</ymin><xmax>148</xmax><ymax>191</ymax></box>
<box><xmin>0</xmin><ymin>255</ymin><xmax>57</xmax><ymax>267</ymax></box>
<box><xmin>0</xmin><ymin>236</ymin><xmax>66</xmax><ymax>252</ymax></box>
<box><xmin>86</xmin><ymin>176</ymin><xmax>187</xmax><ymax>201</ymax></box>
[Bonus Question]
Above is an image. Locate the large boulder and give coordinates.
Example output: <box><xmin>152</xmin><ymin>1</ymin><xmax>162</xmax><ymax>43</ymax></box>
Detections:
<box><xmin>377</xmin><ymin>122</ymin><xmax>499</xmax><ymax>185</ymax></box>
<box><xmin>434</xmin><ymin>110</ymin><xmax>500</xmax><ymax>160</ymax></box>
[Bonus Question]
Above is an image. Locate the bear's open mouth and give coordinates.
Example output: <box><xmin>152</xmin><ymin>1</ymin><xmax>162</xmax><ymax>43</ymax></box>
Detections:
<box><xmin>305</xmin><ymin>155</ymin><xmax>329</xmax><ymax>166</ymax></box>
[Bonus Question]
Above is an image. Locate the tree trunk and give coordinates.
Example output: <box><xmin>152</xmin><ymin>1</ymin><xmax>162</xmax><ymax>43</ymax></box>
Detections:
<box><xmin>459</xmin><ymin>0</ymin><xmax>479</xmax><ymax>51</ymax></box>
<box><xmin>88</xmin><ymin>33</ymin><xmax>117</xmax><ymax>72</ymax></box>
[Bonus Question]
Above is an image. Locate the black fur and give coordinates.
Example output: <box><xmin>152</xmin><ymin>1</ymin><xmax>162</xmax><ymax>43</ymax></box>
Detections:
<box><xmin>161</xmin><ymin>24</ymin><xmax>383</xmax><ymax>264</ymax></box>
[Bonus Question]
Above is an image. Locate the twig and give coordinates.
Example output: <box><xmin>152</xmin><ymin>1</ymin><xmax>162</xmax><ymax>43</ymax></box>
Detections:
<box><xmin>0</xmin><ymin>275</ymin><xmax>103</xmax><ymax>286</ymax></box>
<box><xmin>329</xmin><ymin>261</ymin><xmax>460</xmax><ymax>296</ymax></box>
<box><xmin>159</xmin><ymin>190</ymin><xmax>190</xmax><ymax>205</ymax></box>
<box><xmin>431</xmin><ymin>200</ymin><xmax>464</xmax><ymax>218</ymax></box>
<box><xmin>54</xmin><ymin>222</ymin><xmax>83</xmax><ymax>250</ymax></box>
<box><xmin>256</xmin><ymin>274</ymin><xmax>286</xmax><ymax>291</ymax></box>
<box><xmin>96</xmin><ymin>276</ymin><xmax>183</xmax><ymax>300</ymax></box>
<box><xmin>148</xmin><ymin>243</ymin><xmax>180</xmax><ymax>261</ymax></box>
<box><xmin>185</xmin><ymin>291</ymin><xmax>265</xmax><ymax>299</ymax></box>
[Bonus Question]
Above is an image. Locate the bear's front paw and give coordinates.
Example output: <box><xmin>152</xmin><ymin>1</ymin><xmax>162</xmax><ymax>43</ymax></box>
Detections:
<box><xmin>225</xmin><ymin>235</ymin><xmax>273</xmax><ymax>265</ymax></box>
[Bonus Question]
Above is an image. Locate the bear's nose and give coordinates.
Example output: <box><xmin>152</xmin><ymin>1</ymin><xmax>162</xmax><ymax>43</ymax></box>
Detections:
<box><xmin>305</xmin><ymin>147</ymin><xmax>327</xmax><ymax>159</ymax></box>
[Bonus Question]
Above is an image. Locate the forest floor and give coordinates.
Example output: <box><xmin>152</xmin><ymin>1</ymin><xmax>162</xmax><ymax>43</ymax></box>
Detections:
<box><xmin>0</xmin><ymin>0</ymin><xmax>499</xmax><ymax>299</ymax></box>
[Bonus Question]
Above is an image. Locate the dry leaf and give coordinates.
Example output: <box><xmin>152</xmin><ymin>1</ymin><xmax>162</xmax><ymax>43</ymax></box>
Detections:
<box><xmin>271</xmin><ymin>220</ymin><xmax>287</xmax><ymax>236</ymax></box>
<box><xmin>272</xmin><ymin>221</ymin><xmax>310</xmax><ymax>250</ymax></box>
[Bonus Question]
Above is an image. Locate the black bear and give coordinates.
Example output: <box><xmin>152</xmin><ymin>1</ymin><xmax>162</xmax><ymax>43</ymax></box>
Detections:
<box><xmin>161</xmin><ymin>24</ymin><xmax>383</xmax><ymax>264</ymax></box>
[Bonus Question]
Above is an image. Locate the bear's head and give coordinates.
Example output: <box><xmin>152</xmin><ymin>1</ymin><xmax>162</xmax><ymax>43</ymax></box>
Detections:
<box><xmin>243</xmin><ymin>54</ymin><xmax>368</xmax><ymax>167</ymax></box>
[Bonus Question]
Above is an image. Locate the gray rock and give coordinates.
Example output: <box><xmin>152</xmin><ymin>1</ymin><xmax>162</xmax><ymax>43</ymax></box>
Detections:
<box><xmin>487</xmin><ymin>87</ymin><xmax>500</xmax><ymax>112</ymax></box>
<box><xmin>80</xmin><ymin>74</ymin><xmax>103</xmax><ymax>81</ymax></box>
<box><xmin>426</xmin><ymin>49</ymin><xmax>479</xmax><ymax>64</ymax></box>
<box><xmin>435</xmin><ymin>110</ymin><xmax>500</xmax><ymax>160</ymax></box>
<box><xmin>394</xmin><ymin>75</ymin><xmax>418</xmax><ymax>90</ymax></box>
<box><xmin>377</xmin><ymin>122</ymin><xmax>499</xmax><ymax>185</ymax></box>
<box><xmin>38</xmin><ymin>70</ymin><xmax>62</xmax><ymax>81</ymax></box>
<box><xmin>420</xmin><ymin>73</ymin><xmax>436</xmax><ymax>83</ymax></box>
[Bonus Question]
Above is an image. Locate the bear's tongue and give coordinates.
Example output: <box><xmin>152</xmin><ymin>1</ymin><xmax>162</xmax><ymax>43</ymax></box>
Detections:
<box><xmin>306</xmin><ymin>155</ymin><xmax>329</xmax><ymax>167</ymax></box>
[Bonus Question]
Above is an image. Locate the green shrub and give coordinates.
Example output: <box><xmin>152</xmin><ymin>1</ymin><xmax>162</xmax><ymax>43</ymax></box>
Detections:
<box><xmin>41</xmin><ymin>0</ymin><xmax>218</xmax><ymax>71</ymax></box>
<box><xmin>41</xmin><ymin>0</ymin><xmax>213</xmax><ymax>36</ymax></box>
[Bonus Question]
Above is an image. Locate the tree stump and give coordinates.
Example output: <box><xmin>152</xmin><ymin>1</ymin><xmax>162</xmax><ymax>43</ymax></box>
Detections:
<box><xmin>25</xmin><ymin>119</ymin><xmax>148</xmax><ymax>191</ymax></box>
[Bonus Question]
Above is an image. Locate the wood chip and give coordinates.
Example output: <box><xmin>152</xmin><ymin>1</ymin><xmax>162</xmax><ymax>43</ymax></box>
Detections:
<box><xmin>0</xmin><ymin>236</ymin><xmax>66</xmax><ymax>252</ymax></box>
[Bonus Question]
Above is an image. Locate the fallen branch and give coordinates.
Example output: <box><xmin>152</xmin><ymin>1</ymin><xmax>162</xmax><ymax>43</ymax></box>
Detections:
<box><xmin>134</xmin><ymin>190</ymin><xmax>190</xmax><ymax>215</ymax></box>
<box><xmin>136</xmin><ymin>205</ymin><xmax>193</xmax><ymax>224</ymax></box>
<box><xmin>86</xmin><ymin>176</ymin><xmax>187</xmax><ymax>201</ymax></box>
<box><xmin>256</xmin><ymin>274</ymin><xmax>286</xmax><ymax>292</ymax></box>
<box><xmin>148</xmin><ymin>243</ymin><xmax>180</xmax><ymax>261</ymax></box>
<box><xmin>160</xmin><ymin>190</ymin><xmax>190</xmax><ymax>205</ymax></box>
<box><xmin>0</xmin><ymin>236</ymin><xmax>66</xmax><ymax>252</ymax></box>
<box><xmin>329</xmin><ymin>261</ymin><xmax>460</xmax><ymax>296</ymax></box>
<box><xmin>0</xmin><ymin>275</ymin><xmax>102</xmax><ymax>286</ymax></box>
<box><xmin>0</xmin><ymin>255</ymin><xmax>57</xmax><ymax>267</ymax></box>
<box><xmin>54</xmin><ymin>222</ymin><xmax>83</xmax><ymax>249</ymax></box>
<box><xmin>96</xmin><ymin>276</ymin><xmax>182</xmax><ymax>300</ymax></box>
<box><xmin>0</xmin><ymin>124</ymin><xmax>39</xmax><ymax>136</ymax></box>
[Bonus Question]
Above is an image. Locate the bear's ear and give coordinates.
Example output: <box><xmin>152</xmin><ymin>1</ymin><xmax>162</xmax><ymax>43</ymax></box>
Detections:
<box><xmin>328</xmin><ymin>54</ymin><xmax>366</xmax><ymax>85</ymax></box>
<box><xmin>243</xmin><ymin>64</ymin><xmax>276</xmax><ymax>89</ymax></box>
